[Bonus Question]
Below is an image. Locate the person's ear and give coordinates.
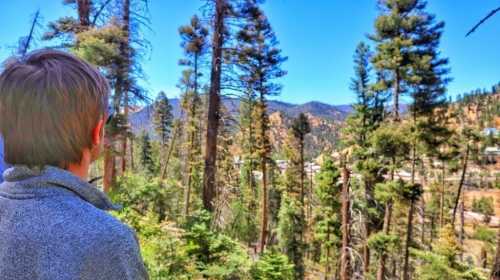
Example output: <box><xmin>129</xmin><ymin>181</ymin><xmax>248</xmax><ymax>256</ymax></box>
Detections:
<box><xmin>92</xmin><ymin>118</ymin><xmax>105</xmax><ymax>146</ymax></box>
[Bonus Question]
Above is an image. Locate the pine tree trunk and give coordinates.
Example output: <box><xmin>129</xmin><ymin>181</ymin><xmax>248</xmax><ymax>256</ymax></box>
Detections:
<box><xmin>161</xmin><ymin>122</ymin><xmax>180</xmax><ymax>179</ymax></box>
<box><xmin>203</xmin><ymin>0</ymin><xmax>225</xmax><ymax>212</ymax></box>
<box><xmin>130</xmin><ymin>136</ymin><xmax>134</xmax><ymax>170</ymax></box>
<box><xmin>481</xmin><ymin>247</ymin><xmax>488</xmax><ymax>268</ymax></box>
<box><xmin>430</xmin><ymin>214</ymin><xmax>435</xmax><ymax>244</ymax></box>
<box><xmin>325</xmin><ymin>241</ymin><xmax>330</xmax><ymax>280</ymax></box>
<box><xmin>184</xmin><ymin>54</ymin><xmax>200</xmax><ymax>218</ymax></box>
<box><xmin>184</xmin><ymin>129</ymin><xmax>196</xmax><ymax>217</ymax></box>
<box><xmin>377</xmin><ymin>200</ymin><xmax>393</xmax><ymax>280</ymax></box>
<box><xmin>340</xmin><ymin>165</ymin><xmax>351</xmax><ymax>280</ymax></box>
<box><xmin>300</xmin><ymin>138</ymin><xmax>305</xmax><ymax>204</ymax></box>
<box><xmin>403</xmin><ymin>135</ymin><xmax>417</xmax><ymax>280</ymax></box>
<box><xmin>184</xmin><ymin>163</ymin><xmax>193</xmax><ymax>217</ymax></box>
<box><xmin>363</xmin><ymin>221</ymin><xmax>371</xmax><ymax>276</ymax></box>
<box><xmin>491</xmin><ymin>230</ymin><xmax>500</xmax><ymax>280</ymax></box>
<box><xmin>459</xmin><ymin>200</ymin><xmax>465</xmax><ymax>261</ymax></box>
<box><xmin>393</xmin><ymin>70</ymin><xmax>400</xmax><ymax>121</ymax></box>
<box><xmin>120</xmin><ymin>0</ymin><xmax>130</xmax><ymax>175</ymax></box>
<box><xmin>259</xmin><ymin>160</ymin><xmax>268</xmax><ymax>253</ymax></box>
<box><xmin>421</xmin><ymin>198</ymin><xmax>426</xmax><ymax>246</ymax></box>
<box><xmin>103</xmin><ymin>141</ymin><xmax>115</xmax><ymax>192</ymax></box>
<box><xmin>403</xmin><ymin>198</ymin><xmax>416</xmax><ymax>280</ymax></box>
<box><xmin>440</xmin><ymin>164</ymin><xmax>445</xmax><ymax>228</ymax></box>
<box><xmin>77</xmin><ymin>0</ymin><xmax>91</xmax><ymax>27</ymax></box>
<box><xmin>452</xmin><ymin>144</ymin><xmax>470</xmax><ymax>226</ymax></box>
<box><xmin>121</xmin><ymin>97</ymin><xmax>129</xmax><ymax>174</ymax></box>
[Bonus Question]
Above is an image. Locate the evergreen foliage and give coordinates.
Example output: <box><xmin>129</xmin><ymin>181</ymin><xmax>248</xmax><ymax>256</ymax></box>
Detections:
<box><xmin>153</xmin><ymin>91</ymin><xmax>173</xmax><ymax>146</ymax></box>
<box><xmin>140</xmin><ymin>132</ymin><xmax>155</xmax><ymax>175</ymax></box>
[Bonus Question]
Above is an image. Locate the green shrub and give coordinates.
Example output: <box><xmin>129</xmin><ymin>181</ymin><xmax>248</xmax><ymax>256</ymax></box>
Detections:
<box><xmin>250</xmin><ymin>251</ymin><xmax>294</xmax><ymax>280</ymax></box>
<box><xmin>473</xmin><ymin>226</ymin><xmax>496</xmax><ymax>243</ymax></box>
<box><xmin>184</xmin><ymin>210</ymin><xmax>251</xmax><ymax>279</ymax></box>
<box><xmin>472</xmin><ymin>197</ymin><xmax>495</xmax><ymax>217</ymax></box>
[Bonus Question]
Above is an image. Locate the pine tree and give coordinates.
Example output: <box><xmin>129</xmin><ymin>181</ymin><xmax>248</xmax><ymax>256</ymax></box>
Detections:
<box><xmin>140</xmin><ymin>132</ymin><xmax>155</xmax><ymax>175</ymax></box>
<box><xmin>344</xmin><ymin>41</ymin><xmax>388</xmax><ymax>277</ymax></box>
<box><xmin>370</xmin><ymin>124</ymin><xmax>410</xmax><ymax>280</ymax></box>
<box><xmin>153</xmin><ymin>91</ymin><xmax>173</xmax><ymax>179</ymax></box>
<box><xmin>235</xmin><ymin>0</ymin><xmax>287</xmax><ymax>252</ymax></box>
<box><xmin>291</xmin><ymin>113</ymin><xmax>311</xmax><ymax>205</ymax></box>
<box><xmin>153</xmin><ymin>91</ymin><xmax>173</xmax><ymax>146</ymax></box>
<box><xmin>278</xmin><ymin>128</ymin><xmax>307</xmax><ymax>279</ymax></box>
<box><xmin>370</xmin><ymin>0</ymin><xmax>437</xmax><ymax>122</ymax></box>
<box><xmin>45</xmin><ymin>0</ymin><xmax>150</xmax><ymax>191</ymax></box>
<box><xmin>203</xmin><ymin>0</ymin><xmax>230</xmax><ymax>212</ymax></box>
<box><xmin>213</xmin><ymin>105</ymin><xmax>239</xmax><ymax>227</ymax></box>
<box><xmin>313</xmin><ymin>157</ymin><xmax>342</xmax><ymax>279</ymax></box>
<box><xmin>402</xmin><ymin>5</ymin><xmax>450</xmax><ymax>277</ymax></box>
<box><xmin>278</xmin><ymin>195</ymin><xmax>305</xmax><ymax>280</ymax></box>
<box><xmin>178</xmin><ymin>14</ymin><xmax>209</xmax><ymax>217</ymax></box>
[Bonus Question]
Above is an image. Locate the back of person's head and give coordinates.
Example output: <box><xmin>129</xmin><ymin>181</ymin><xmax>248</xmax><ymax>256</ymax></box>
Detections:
<box><xmin>0</xmin><ymin>49</ymin><xmax>109</xmax><ymax>168</ymax></box>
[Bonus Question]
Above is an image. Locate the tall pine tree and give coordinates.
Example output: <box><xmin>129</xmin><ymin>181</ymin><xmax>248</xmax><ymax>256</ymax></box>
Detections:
<box><xmin>235</xmin><ymin>0</ymin><xmax>287</xmax><ymax>252</ymax></box>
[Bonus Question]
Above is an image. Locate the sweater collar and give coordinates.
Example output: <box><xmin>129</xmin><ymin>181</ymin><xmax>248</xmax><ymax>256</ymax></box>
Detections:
<box><xmin>2</xmin><ymin>165</ymin><xmax>119</xmax><ymax>211</ymax></box>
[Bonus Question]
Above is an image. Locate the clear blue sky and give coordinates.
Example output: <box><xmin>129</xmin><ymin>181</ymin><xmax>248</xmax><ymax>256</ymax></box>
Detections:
<box><xmin>0</xmin><ymin>1</ymin><xmax>499</xmax><ymax>105</ymax></box>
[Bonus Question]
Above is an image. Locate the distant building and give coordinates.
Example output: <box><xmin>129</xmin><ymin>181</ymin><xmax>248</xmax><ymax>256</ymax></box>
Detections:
<box><xmin>485</xmin><ymin>146</ymin><xmax>500</xmax><ymax>156</ymax></box>
<box><xmin>483</xmin><ymin>127</ymin><xmax>498</xmax><ymax>136</ymax></box>
<box><xmin>484</xmin><ymin>146</ymin><xmax>500</xmax><ymax>166</ymax></box>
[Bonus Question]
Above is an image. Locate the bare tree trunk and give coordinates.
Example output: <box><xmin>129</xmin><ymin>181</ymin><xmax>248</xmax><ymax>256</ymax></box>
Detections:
<box><xmin>203</xmin><ymin>0</ymin><xmax>225</xmax><ymax>212</ymax></box>
<box><xmin>459</xmin><ymin>200</ymin><xmax>465</xmax><ymax>261</ymax></box>
<box><xmin>120</xmin><ymin>0</ymin><xmax>131</xmax><ymax>175</ymax></box>
<box><xmin>103</xmin><ymin>141</ymin><xmax>115</xmax><ymax>192</ymax></box>
<box><xmin>18</xmin><ymin>10</ymin><xmax>41</xmax><ymax>56</ymax></box>
<box><xmin>481</xmin><ymin>246</ymin><xmax>488</xmax><ymax>268</ymax></box>
<box><xmin>300</xmin><ymin>138</ymin><xmax>305</xmax><ymax>204</ymax></box>
<box><xmin>130</xmin><ymin>136</ymin><xmax>135</xmax><ymax>170</ymax></box>
<box><xmin>259</xmin><ymin>160</ymin><xmax>268</xmax><ymax>252</ymax></box>
<box><xmin>452</xmin><ymin>144</ymin><xmax>470</xmax><ymax>226</ymax></box>
<box><xmin>393</xmin><ymin>70</ymin><xmax>400</xmax><ymax>121</ymax></box>
<box><xmin>340</xmin><ymin>165</ymin><xmax>351</xmax><ymax>280</ymax></box>
<box><xmin>421</xmin><ymin>198</ymin><xmax>426</xmax><ymax>246</ymax></box>
<box><xmin>363</xmin><ymin>222</ymin><xmax>371</xmax><ymax>276</ymax></box>
<box><xmin>77</xmin><ymin>0</ymin><xmax>91</xmax><ymax>27</ymax></box>
<box><xmin>430</xmin><ymin>214</ymin><xmax>435</xmax><ymax>244</ymax></box>
<box><xmin>121</xmin><ymin>95</ymin><xmax>129</xmax><ymax>173</ymax></box>
<box><xmin>403</xmin><ymin>198</ymin><xmax>416</xmax><ymax>280</ymax></box>
<box><xmin>491</xmin><ymin>230</ymin><xmax>500</xmax><ymax>280</ymax></box>
<box><xmin>377</xmin><ymin>200</ymin><xmax>393</xmax><ymax>280</ymax></box>
<box><xmin>440</xmin><ymin>164</ymin><xmax>445</xmax><ymax>228</ymax></box>
<box><xmin>161</xmin><ymin>122</ymin><xmax>180</xmax><ymax>179</ymax></box>
<box><xmin>184</xmin><ymin>130</ymin><xmax>196</xmax><ymax>217</ymax></box>
<box><xmin>184</xmin><ymin>163</ymin><xmax>193</xmax><ymax>217</ymax></box>
<box><xmin>403</xmin><ymin>137</ymin><xmax>418</xmax><ymax>280</ymax></box>
<box><xmin>325</xmin><ymin>226</ymin><xmax>331</xmax><ymax>280</ymax></box>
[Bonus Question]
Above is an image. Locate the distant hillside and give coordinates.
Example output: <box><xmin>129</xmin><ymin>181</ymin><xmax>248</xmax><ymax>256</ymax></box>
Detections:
<box><xmin>129</xmin><ymin>97</ymin><xmax>352</xmax><ymax>136</ymax></box>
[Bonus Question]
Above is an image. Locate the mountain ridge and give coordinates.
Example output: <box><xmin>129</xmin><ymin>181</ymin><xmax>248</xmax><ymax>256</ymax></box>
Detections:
<box><xmin>129</xmin><ymin>97</ymin><xmax>353</xmax><ymax>135</ymax></box>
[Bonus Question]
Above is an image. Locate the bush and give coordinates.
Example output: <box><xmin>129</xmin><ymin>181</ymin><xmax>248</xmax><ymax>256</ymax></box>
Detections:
<box><xmin>112</xmin><ymin>174</ymin><xmax>251</xmax><ymax>279</ymax></box>
<box><xmin>367</xmin><ymin>232</ymin><xmax>400</xmax><ymax>256</ymax></box>
<box><xmin>472</xmin><ymin>197</ymin><xmax>495</xmax><ymax>218</ymax></box>
<box><xmin>183</xmin><ymin>210</ymin><xmax>252</xmax><ymax>279</ymax></box>
<box><xmin>473</xmin><ymin>226</ymin><xmax>496</xmax><ymax>243</ymax></box>
<box><xmin>111</xmin><ymin>173</ymin><xmax>182</xmax><ymax>222</ymax></box>
<box><xmin>250</xmin><ymin>251</ymin><xmax>294</xmax><ymax>280</ymax></box>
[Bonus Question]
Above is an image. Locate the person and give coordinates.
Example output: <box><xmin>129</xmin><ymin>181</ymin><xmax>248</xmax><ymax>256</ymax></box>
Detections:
<box><xmin>0</xmin><ymin>49</ymin><xmax>148</xmax><ymax>280</ymax></box>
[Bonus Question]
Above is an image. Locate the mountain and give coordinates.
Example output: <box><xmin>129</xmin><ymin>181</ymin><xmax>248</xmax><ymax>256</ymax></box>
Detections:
<box><xmin>129</xmin><ymin>97</ymin><xmax>353</xmax><ymax>136</ymax></box>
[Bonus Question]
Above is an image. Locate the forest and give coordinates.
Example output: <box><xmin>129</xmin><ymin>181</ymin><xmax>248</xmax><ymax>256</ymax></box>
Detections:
<box><xmin>4</xmin><ymin>0</ymin><xmax>500</xmax><ymax>279</ymax></box>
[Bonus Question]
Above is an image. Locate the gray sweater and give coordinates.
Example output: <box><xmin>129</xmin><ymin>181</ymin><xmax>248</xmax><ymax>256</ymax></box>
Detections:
<box><xmin>0</xmin><ymin>166</ymin><xmax>149</xmax><ymax>280</ymax></box>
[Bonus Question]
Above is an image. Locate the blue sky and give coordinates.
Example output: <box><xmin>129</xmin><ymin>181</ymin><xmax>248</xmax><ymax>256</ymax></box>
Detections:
<box><xmin>0</xmin><ymin>1</ymin><xmax>499</xmax><ymax>105</ymax></box>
